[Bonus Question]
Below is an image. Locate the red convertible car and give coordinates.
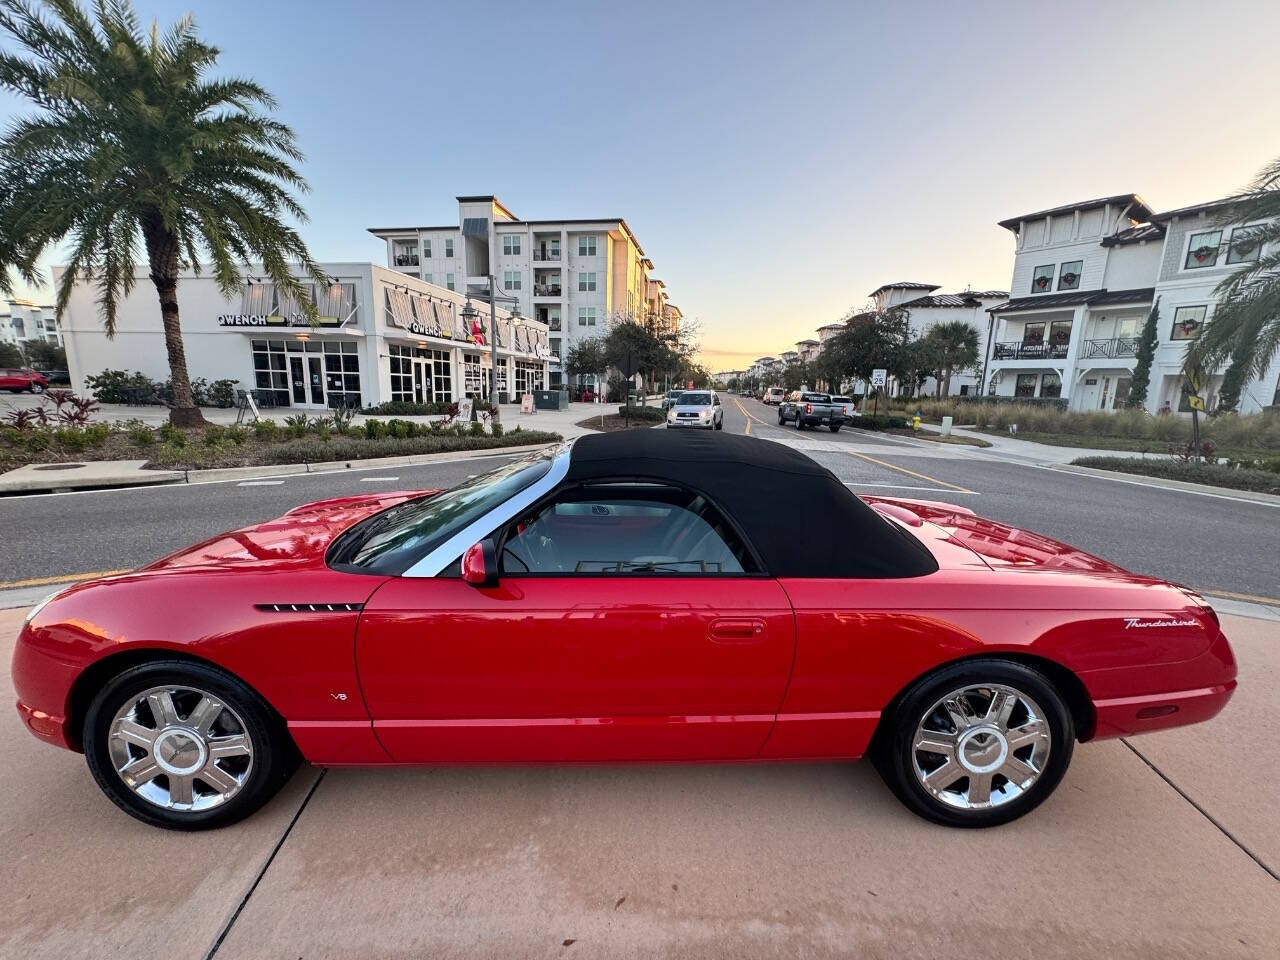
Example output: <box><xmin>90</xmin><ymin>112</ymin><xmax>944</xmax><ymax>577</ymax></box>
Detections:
<box><xmin>13</xmin><ymin>432</ymin><xmax>1235</xmax><ymax>830</ymax></box>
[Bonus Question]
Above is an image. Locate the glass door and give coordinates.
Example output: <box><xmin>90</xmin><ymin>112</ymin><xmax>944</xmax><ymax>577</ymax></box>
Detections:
<box><xmin>307</xmin><ymin>356</ymin><xmax>325</xmax><ymax>406</ymax></box>
<box><xmin>289</xmin><ymin>356</ymin><xmax>306</xmax><ymax>405</ymax></box>
<box><xmin>413</xmin><ymin>360</ymin><xmax>427</xmax><ymax>403</ymax></box>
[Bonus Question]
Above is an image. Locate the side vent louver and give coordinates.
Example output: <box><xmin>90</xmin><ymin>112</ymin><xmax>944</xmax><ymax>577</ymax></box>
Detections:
<box><xmin>254</xmin><ymin>603</ymin><xmax>364</xmax><ymax>614</ymax></box>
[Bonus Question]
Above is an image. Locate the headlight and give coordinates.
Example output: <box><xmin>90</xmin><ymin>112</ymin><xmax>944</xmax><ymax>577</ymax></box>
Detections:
<box><xmin>25</xmin><ymin>588</ymin><xmax>66</xmax><ymax>624</ymax></box>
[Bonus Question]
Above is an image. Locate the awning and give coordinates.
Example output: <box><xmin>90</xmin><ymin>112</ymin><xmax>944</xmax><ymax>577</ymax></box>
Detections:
<box><xmin>462</xmin><ymin>218</ymin><xmax>488</xmax><ymax>238</ymax></box>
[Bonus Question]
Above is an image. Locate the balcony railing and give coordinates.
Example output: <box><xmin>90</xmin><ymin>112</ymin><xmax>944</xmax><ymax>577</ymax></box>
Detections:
<box><xmin>1081</xmin><ymin>336</ymin><xmax>1140</xmax><ymax>360</ymax></box>
<box><xmin>533</xmin><ymin>251</ymin><xmax>561</xmax><ymax>262</ymax></box>
<box><xmin>992</xmin><ymin>340</ymin><xmax>1070</xmax><ymax>361</ymax></box>
<box><xmin>533</xmin><ymin>284</ymin><xmax>562</xmax><ymax>297</ymax></box>
<box><xmin>547</xmin><ymin>319</ymin><xmax>562</xmax><ymax>331</ymax></box>
<box><xmin>394</xmin><ymin>254</ymin><xmax>420</xmax><ymax>267</ymax></box>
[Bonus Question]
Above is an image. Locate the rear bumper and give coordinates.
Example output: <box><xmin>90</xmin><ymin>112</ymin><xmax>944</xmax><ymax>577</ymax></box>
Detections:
<box><xmin>799</xmin><ymin>415</ymin><xmax>846</xmax><ymax>426</ymax></box>
<box><xmin>1090</xmin><ymin>681</ymin><xmax>1236</xmax><ymax>739</ymax></box>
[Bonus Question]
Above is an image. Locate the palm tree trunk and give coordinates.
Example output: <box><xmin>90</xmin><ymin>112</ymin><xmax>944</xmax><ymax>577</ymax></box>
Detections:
<box><xmin>143</xmin><ymin>214</ymin><xmax>205</xmax><ymax>427</ymax></box>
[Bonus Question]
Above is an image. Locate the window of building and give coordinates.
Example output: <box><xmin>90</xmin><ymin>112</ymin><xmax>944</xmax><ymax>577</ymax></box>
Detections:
<box><xmin>1057</xmin><ymin>260</ymin><xmax>1082</xmax><ymax>291</ymax></box>
<box><xmin>389</xmin><ymin>344</ymin><xmax>414</xmax><ymax>403</ymax></box>
<box><xmin>393</xmin><ymin>241</ymin><xmax>419</xmax><ymax>268</ymax></box>
<box><xmin>1022</xmin><ymin>321</ymin><xmax>1045</xmax><ymax>344</ymax></box>
<box><xmin>1015</xmin><ymin>373</ymin><xmax>1038</xmax><ymax>397</ymax></box>
<box><xmin>463</xmin><ymin>352</ymin><xmax>485</xmax><ymax>397</ymax></box>
<box><xmin>423</xmin><ymin>240</ymin><xmax>431</xmax><ymax>259</ymax></box>
<box><xmin>1184</xmin><ymin>230</ymin><xmax>1222</xmax><ymax>269</ymax></box>
<box><xmin>424</xmin><ymin>273</ymin><xmax>433</xmax><ymax>285</ymax></box>
<box><xmin>1031</xmin><ymin>264</ymin><xmax>1054</xmax><ymax>293</ymax></box>
<box><xmin>504</xmin><ymin>270</ymin><xmax>521</xmax><ymax>291</ymax></box>
<box><xmin>444</xmin><ymin>239</ymin><xmax>454</xmax><ymax>258</ymax></box>
<box><xmin>578</xmin><ymin>235</ymin><xmax>597</xmax><ymax>257</ymax></box>
<box><xmin>323</xmin><ymin>341</ymin><xmax>361</xmax><ymax>408</ymax></box>
<box><xmin>250</xmin><ymin>339</ymin><xmax>289</xmax><ymax>406</ymax></box>
<box><xmin>498</xmin><ymin>486</ymin><xmax>755</xmax><ymax>576</ymax></box>
<box><xmin>1226</xmin><ymin>226</ymin><xmax>1263</xmax><ymax>265</ymax></box>
<box><xmin>1049</xmin><ymin>319</ymin><xmax>1073</xmax><ymax>349</ymax></box>
<box><xmin>1039</xmin><ymin>372</ymin><xmax>1062</xmax><ymax>398</ymax></box>
<box><xmin>1171</xmin><ymin>305</ymin><xmax>1207</xmax><ymax>340</ymax></box>
<box><xmin>549</xmin><ymin>336</ymin><xmax>561</xmax><ymax>357</ymax></box>
<box><xmin>578</xmin><ymin>307</ymin><xmax>597</xmax><ymax>326</ymax></box>
<box><xmin>579</xmin><ymin>272</ymin><xmax>597</xmax><ymax>292</ymax></box>
<box><xmin>446</xmin><ymin>273</ymin><xmax>455</xmax><ymax>291</ymax></box>
<box><xmin>503</xmin><ymin>235</ymin><xmax>521</xmax><ymax>255</ymax></box>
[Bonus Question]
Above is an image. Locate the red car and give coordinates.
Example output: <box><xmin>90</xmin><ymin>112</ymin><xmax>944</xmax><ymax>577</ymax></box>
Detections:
<box><xmin>0</xmin><ymin>366</ymin><xmax>48</xmax><ymax>393</ymax></box>
<box><xmin>13</xmin><ymin>433</ymin><xmax>1235</xmax><ymax>830</ymax></box>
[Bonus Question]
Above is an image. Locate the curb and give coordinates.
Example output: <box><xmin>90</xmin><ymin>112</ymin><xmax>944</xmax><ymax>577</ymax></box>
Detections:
<box><xmin>0</xmin><ymin>441</ymin><xmax>559</xmax><ymax>495</ymax></box>
<box><xmin>1054</xmin><ymin>464</ymin><xmax>1280</xmax><ymax>506</ymax></box>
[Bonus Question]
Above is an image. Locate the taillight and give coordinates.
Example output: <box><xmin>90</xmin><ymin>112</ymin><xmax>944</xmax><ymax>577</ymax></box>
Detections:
<box><xmin>805</xmin><ymin>403</ymin><xmax>813</xmax><ymax>414</ymax></box>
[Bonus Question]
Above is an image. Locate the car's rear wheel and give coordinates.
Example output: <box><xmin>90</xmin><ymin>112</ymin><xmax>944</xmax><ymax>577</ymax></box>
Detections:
<box><xmin>29</xmin><ymin>382</ymin><xmax>44</xmax><ymax>394</ymax></box>
<box><xmin>795</xmin><ymin>414</ymin><xmax>804</xmax><ymax>430</ymax></box>
<box><xmin>84</xmin><ymin>660</ymin><xmax>297</xmax><ymax>830</ymax></box>
<box><xmin>829</xmin><ymin>424</ymin><xmax>841</xmax><ymax>433</ymax></box>
<box><xmin>778</xmin><ymin>410</ymin><xmax>785</xmax><ymax>424</ymax></box>
<box><xmin>874</xmin><ymin>659</ymin><xmax>1073</xmax><ymax>827</ymax></box>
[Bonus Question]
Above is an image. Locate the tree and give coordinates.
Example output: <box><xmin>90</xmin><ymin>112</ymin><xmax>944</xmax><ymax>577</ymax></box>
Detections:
<box><xmin>0</xmin><ymin>341</ymin><xmax>23</xmax><ymax>366</ymax></box>
<box><xmin>922</xmin><ymin>320</ymin><xmax>979</xmax><ymax>397</ymax></box>
<box><xmin>1184</xmin><ymin>156</ymin><xmax>1280</xmax><ymax>412</ymax></box>
<box><xmin>565</xmin><ymin>336</ymin><xmax>607</xmax><ymax>393</ymax></box>
<box><xmin>1128</xmin><ymin>296</ymin><xmax>1160</xmax><ymax>409</ymax></box>
<box><xmin>899</xmin><ymin>335</ymin><xmax>940</xmax><ymax>399</ymax></box>
<box><xmin>820</xmin><ymin>308</ymin><xmax>912</xmax><ymax>392</ymax></box>
<box><xmin>20</xmin><ymin>338</ymin><xmax>66</xmax><ymax>370</ymax></box>
<box><xmin>0</xmin><ymin>0</ymin><xmax>325</xmax><ymax>425</ymax></box>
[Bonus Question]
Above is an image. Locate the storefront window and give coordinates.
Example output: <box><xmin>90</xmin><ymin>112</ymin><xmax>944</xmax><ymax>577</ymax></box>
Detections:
<box><xmin>463</xmin><ymin>352</ymin><xmax>484</xmax><ymax>398</ymax></box>
<box><xmin>389</xmin><ymin>344</ymin><xmax>413</xmax><ymax>403</ymax></box>
<box><xmin>251</xmin><ymin>339</ymin><xmax>289</xmax><ymax>406</ymax></box>
<box><xmin>324</xmin><ymin>341</ymin><xmax>361</xmax><ymax>408</ymax></box>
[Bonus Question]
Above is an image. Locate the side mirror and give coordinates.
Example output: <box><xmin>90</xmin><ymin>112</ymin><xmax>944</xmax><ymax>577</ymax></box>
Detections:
<box><xmin>461</xmin><ymin>538</ymin><xmax>499</xmax><ymax>588</ymax></box>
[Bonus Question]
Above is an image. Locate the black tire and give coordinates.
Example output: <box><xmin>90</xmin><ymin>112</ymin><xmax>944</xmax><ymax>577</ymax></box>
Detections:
<box><xmin>29</xmin><ymin>382</ymin><xmax>44</xmax><ymax>394</ymax></box>
<box><xmin>829</xmin><ymin>424</ymin><xmax>841</xmax><ymax>433</ymax></box>
<box><xmin>873</xmin><ymin>658</ymin><xmax>1073</xmax><ymax>828</ymax></box>
<box><xmin>795</xmin><ymin>414</ymin><xmax>804</xmax><ymax>430</ymax></box>
<box><xmin>83</xmin><ymin>659</ymin><xmax>298</xmax><ymax>830</ymax></box>
<box><xmin>778</xmin><ymin>410</ymin><xmax>785</xmax><ymax>425</ymax></box>
<box><xmin>714</xmin><ymin>418</ymin><xmax>723</xmax><ymax>431</ymax></box>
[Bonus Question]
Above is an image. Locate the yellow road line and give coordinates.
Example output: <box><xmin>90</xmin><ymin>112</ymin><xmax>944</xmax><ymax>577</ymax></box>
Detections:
<box><xmin>1202</xmin><ymin>588</ymin><xmax>1280</xmax><ymax>607</ymax></box>
<box><xmin>847</xmin><ymin>450</ymin><xmax>975</xmax><ymax>494</ymax></box>
<box><xmin>0</xmin><ymin>568</ymin><xmax>130</xmax><ymax>590</ymax></box>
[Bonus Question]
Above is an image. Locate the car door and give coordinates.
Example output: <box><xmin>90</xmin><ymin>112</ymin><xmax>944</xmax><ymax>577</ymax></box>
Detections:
<box><xmin>0</xmin><ymin>369</ymin><xmax>18</xmax><ymax>389</ymax></box>
<box><xmin>357</xmin><ymin>482</ymin><xmax>797</xmax><ymax>763</ymax></box>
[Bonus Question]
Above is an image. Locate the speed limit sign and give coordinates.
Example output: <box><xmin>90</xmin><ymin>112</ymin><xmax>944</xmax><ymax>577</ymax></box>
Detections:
<box><xmin>871</xmin><ymin>368</ymin><xmax>887</xmax><ymax>388</ymax></box>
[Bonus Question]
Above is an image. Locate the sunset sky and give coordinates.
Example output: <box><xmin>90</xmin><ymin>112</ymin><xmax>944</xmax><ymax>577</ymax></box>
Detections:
<box><xmin>5</xmin><ymin>0</ymin><xmax>1280</xmax><ymax>368</ymax></box>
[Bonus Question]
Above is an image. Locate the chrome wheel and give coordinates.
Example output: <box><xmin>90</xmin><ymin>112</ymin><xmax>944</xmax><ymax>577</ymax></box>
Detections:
<box><xmin>107</xmin><ymin>685</ymin><xmax>254</xmax><ymax>812</ymax></box>
<box><xmin>911</xmin><ymin>683</ymin><xmax>1052</xmax><ymax>811</ymax></box>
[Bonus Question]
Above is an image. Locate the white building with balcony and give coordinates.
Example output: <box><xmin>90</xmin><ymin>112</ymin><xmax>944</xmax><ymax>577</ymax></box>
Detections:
<box><xmin>370</xmin><ymin>195</ymin><xmax>678</xmax><ymax>392</ymax></box>
<box><xmin>987</xmin><ymin>193</ymin><xmax>1279</xmax><ymax>414</ymax></box>
<box><xmin>2</xmin><ymin>298</ymin><xmax>61</xmax><ymax>347</ymax></box>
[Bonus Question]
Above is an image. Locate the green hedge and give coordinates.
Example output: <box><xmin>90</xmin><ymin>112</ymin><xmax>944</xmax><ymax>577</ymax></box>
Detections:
<box><xmin>1071</xmin><ymin>457</ymin><xmax>1280</xmax><ymax>495</ymax></box>
<box><xmin>848</xmin><ymin>415</ymin><xmax>913</xmax><ymax>431</ymax></box>
<box><xmin>261</xmin><ymin>430</ymin><xmax>562</xmax><ymax>465</ymax></box>
<box><xmin>617</xmin><ymin>404</ymin><xmax>665</xmax><ymax>422</ymax></box>
<box><xmin>360</xmin><ymin>400</ymin><xmax>450</xmax><ymax>416</ymax></box>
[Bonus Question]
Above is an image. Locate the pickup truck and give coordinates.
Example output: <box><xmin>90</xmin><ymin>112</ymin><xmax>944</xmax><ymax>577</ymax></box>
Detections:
<box><xmin>778</xmin><ymin>390</ymin><xmax>846</xmax><ymax>432</ymax></box>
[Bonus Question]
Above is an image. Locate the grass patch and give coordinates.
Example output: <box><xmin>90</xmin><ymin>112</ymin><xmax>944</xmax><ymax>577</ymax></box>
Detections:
<box><xmin>1070</xmin><ymin>457</ymin><xmax>1280</xmax><ymax>495</ymax></box>
<box><xmin>886</xmin><ymin>428</ymin><xmax>992</xmax><ymax>447</ymax></box>
<box><xmin>578</xmin><ymin>414</ymin><xmax>660</xmax><ymax>433</ymax></box>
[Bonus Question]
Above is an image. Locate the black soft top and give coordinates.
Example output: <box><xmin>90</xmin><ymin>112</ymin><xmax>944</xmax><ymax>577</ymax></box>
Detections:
<box><xmin>565</xmin><ymin>432</ymin><xmax>938</xmax><ymax>578</ymax></box>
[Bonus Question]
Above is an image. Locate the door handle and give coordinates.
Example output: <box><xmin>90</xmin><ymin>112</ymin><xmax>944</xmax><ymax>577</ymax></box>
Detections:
<box><xmin>709</xmin><ymin>618</ymin><xmax>766</xmax><ymax>643</ymax></box>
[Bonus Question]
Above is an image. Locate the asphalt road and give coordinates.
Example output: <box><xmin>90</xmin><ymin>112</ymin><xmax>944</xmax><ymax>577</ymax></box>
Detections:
<box><xmin>1</xmin><ymin>401</ymin><xmax>1277</xmax><ymax>602</ymax></box>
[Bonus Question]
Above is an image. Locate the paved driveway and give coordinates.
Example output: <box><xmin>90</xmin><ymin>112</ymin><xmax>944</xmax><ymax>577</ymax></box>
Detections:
<box><xmin>3</xmin><ymin>606</ymin><xmax>1277</xmax><ymax>959</ymax></box>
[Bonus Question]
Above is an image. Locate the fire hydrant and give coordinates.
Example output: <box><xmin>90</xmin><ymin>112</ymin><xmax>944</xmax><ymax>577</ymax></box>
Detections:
<box><xmin>912</xmin><ymin>413</ymin><xmax>922</xmax><ymax>432</ymax></box>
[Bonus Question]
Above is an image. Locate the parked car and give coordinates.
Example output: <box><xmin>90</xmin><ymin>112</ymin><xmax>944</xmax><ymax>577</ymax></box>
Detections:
<box><xmin>779</xmin><ymin>390</ymin><xmax>846</xmax><ymax>432</ymax></box>
<box><xmin>831</xmin><ymin>395</ymin><xmax>857</xmax><ymax>418</ymax></box>
<box><xmin>0</xmin><ymin>367</ymin><xmax>48</xmax><ymax>393</ymax></box>
<box><xmin>577</xmin><ymin>389</ymin><xmax>598</xmax><ymax>403</ymax></box>
<box><xmin>13</xmin><ymin>433</ymin><xmax>1236</xmax><ymax>830</ymax></box>
<box><xmin>762</xmin><ymin>386</ymin><xmax>785</xmax><ymax>405</ymax></box>
<box><xmin>660</xmin><ymin>389</ymin><xmax>684</xmax><ymax>412</ymax></box>
<box><xmin>35</xmin><ymin>368</ymin><xmax>71</xmax><ymax>386</ymax></box>
<box><xmin>665</xmin><ymin>389</ymin><xmax>723</xmax><ymax>430</ymax></box>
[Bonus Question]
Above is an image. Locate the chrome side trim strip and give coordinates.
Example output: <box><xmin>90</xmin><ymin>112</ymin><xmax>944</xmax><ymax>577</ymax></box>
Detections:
<box><xmin>401</xmin><ymin>442</ymin><xmax>574</xmax><ymax>578</ymax></box>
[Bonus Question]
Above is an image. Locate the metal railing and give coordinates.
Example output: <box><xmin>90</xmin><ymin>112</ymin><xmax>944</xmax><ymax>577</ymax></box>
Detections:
<box><xmin>1081</xmin><ymin>336</ymin><xmax>1140</xmax><ymax>359</ymax></box>
<box><xmin>533</xmin><ymin>284</ymin><xmax>562</xmax><ymax>297</ymax></box>
<box><xmin>393</xmin><ymin>255</ymin><xmax>420</xmax><ymax>267</ymax></box>
<box><xmin>533</xmin><ymin>251</ymin><xmax>561</xmax><ymax>262</ymax></box>
<box><xmin>992</xmin><ymin>340</ymin><xmax>1071</xmax><ymax>360</ymax></box>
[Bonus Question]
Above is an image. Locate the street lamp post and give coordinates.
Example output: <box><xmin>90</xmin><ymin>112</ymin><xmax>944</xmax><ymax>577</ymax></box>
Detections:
<box><xmin>462</xmin><ymin>276</ymin><xmax>522</xmax><ymax>419</ymax></box>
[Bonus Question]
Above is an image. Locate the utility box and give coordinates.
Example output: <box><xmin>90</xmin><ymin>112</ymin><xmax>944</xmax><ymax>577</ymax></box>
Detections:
<box><xmin>941</xmin><ymin>415</ymin><xmax>953</xmax><ymax>437</ymax></box>
<box><xmin>534</xmin><ymin>389</ymin><xmax>568</xmax><ymax>411</ymax></box>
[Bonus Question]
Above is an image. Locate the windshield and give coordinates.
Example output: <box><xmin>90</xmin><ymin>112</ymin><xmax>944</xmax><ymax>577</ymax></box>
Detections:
<box><xmin>677</xmin><ymin>393</ymin><xmax>711</xmax><ymax>406</ymax></box>
<box><xmin>329</xmin><ymin>452</ymin><xmax>553</xmax><ymax>575</ymax></box>
<box><xmin>665</xmin><ymin>390</ymin><xmax>682</xmax><ymax>398</ymax></box>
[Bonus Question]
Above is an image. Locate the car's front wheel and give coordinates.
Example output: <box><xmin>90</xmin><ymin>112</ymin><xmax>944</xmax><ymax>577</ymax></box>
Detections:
<box><xmin>84</xmin><ymin>660</ymin><xmax>297</xmax><ymax>830</ymax></box>
<box><xmin>874</xmin><ymin>659</ymin><xmax>1073</xmax><ymax>827</ymax></box>
<box><xmin>29</xmin><ymin>382</ymin><xmax>44</xmax><ymax>394</ymax></box>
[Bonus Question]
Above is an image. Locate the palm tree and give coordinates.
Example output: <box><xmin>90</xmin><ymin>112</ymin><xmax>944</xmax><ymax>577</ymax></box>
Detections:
<box><xmin>1184</xmin><ymin>156</ymin><xmax>1280</xmax><ymax>413</ymax></box>
<box><xmin>0</xmin><ymin>0</ymin><xmax>325</xmax><ymax>425</ymax></box>
<box><xmin>923</xmin><ymin>320</ymin><xmax>979</xmax><ymax>397</ymax></box>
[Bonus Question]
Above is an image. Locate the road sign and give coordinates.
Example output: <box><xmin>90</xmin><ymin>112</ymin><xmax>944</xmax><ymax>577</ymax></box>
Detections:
<box><xmin>619</xmin><ymin>349</ymin><xmax>639</xmax><ymax>378</ymax></box>
<box><xmin>1187</xmin><ymin>393</ymin><xmax>1205</xmax><ymax>412</ymax></box>
<box><xmin>871</xmin><ymin>368</ymin><xmax>887</xmax><ymax>388</ymax></box>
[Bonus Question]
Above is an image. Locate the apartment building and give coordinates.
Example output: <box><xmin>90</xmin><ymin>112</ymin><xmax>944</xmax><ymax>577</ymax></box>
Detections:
<box><xmin>370</xmin><ymin>195</ymin><xmax>679</xmax><ymax>391</ymax></box>
<box><xmin>987</xmin><ymin>193</ymin><xmax>1279</xmax><ymax>414</ymax></box>
<box><xmin>1</xmin><ymin>298</ymin><xmax>61</xmax><ymax>347</ymax></box>
<box><xmin>869</xmin><ymin>282</ymin><xmax>1008</xmax><ymax>396</ymax></box>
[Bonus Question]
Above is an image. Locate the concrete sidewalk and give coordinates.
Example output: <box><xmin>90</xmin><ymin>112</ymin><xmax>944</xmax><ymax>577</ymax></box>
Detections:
<box><xmin>2</xmin><ymin>605</ymin><xmax>1278</xmax><ymax>959</ymax></box>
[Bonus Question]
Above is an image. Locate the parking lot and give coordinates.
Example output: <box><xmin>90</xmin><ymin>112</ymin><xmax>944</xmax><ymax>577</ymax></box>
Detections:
<box><xmin>3</xmin><ymin>600</ymin><xmax>1279</xmax><ymax>959</ymax></box>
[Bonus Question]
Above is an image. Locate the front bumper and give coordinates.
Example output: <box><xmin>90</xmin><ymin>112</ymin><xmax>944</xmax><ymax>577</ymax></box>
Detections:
<box><xmin>667</xmin><ymin>418</ymin><xmax>715</xmax><ymax>429</ymax></box>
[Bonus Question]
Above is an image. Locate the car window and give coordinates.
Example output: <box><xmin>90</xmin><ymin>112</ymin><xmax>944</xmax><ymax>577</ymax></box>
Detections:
<box><xmin>802</xmin><ymin>393</ymin><xmax>831</xmax><ymax>402</ymax></box>
<box><xmin>676</xmin><ymin>392</ymin><xmax>710</xmax><ymax>405</ymax></box>
<box><xmin>329</xmin><ymin>452</ymin><xmax>554</xmax><ymax>575</ymax></box>
<box><xmin>499</xmin><ymin>485</ymin><xmax>756</xmax><ymax>575</ymax></box>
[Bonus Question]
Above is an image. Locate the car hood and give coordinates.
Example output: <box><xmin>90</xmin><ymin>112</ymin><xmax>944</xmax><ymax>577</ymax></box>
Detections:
<box><xmin>861</xmin><ymin>496</ymin><xmax>1128</xmax><ymax>575</ymax></box>
<box><xmin>144</xmin><ymin>489</ymin><xmax>439</xmax><ymax>572</ymax></box>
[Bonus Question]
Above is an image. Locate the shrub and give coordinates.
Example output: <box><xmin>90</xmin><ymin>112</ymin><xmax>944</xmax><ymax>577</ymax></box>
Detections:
<box><xmin>330</xmin><ymin>405</ymin><xmax>357</xmax><ymax>435</ymax></box>
<box><xmin>158</xmin><ymin>423</ymin><xmax>185</xmax><ymax>446</ymax></box>
<box><xmin>83</xmin><ymin>424</ymin><xmax>111</xmax><ymax>447</ymax></box>
<box><xmin>284</xmin><ymin>413</ymin><xmax>311</xmax><ymax>438</ymax></box>
<box><xmin>225</xmin><ymin>425</ymin><xmax>249</xmax><ymax>445</ymax></box>
<box><xmin>85</xmin><ymin>369</ymin><xmax>160</xmax><ymax>404</ymax></box>
<box><xmin>252</xmin><ymin>419</ymin><xmax>281</xmax><ymax>442</ymax></box>
<box><xmin>315</xmin><ymin>420</ymin><xmax>332</xmax><ymax>442</ymax></box>
<box><xmin>617</xmin><ymin>404</ymin><xmax>665</xmax><ymax>422</ymax></box>
<box><xmin>53</xmin><ymin>427</ymin><xmax>87</xmax><ymax>452</ymax></box>
<box><xmin>208</xmin><ymin>380</ymin><xmax>237</xmax><ymax>408</ymax></box>
<box><xmin>127</xmin><ymin>421</ymin><xmax>155</xmax><ymax>447</ymax></box>
<box><xmin>26</xmin><ymin>431</ymin><xmax>50</xmax><ymax>452</ymax></box>
<box><xmin>469</xmin><ymin>420</ymin><xmax>485</xmax><ymax>437</ymax></box>
<box><xmin>491</xmin><ymin>422</ymin><xmax>504</xmax><ymax>438</ymax></box>
<box><xmin>361</xmin><ymin>401</ymin><xmax>448</xmax><ymax>416</ymax></box>
<box><xmin>0</xmin><ymin>425</ymin><xmax>21</xmax><ymax>446</ymax></box>
<box><xmin>851</xmin><ymin>415</ymin><xmax>913</xmax><ymax>431</ymax></box>
<box><xmin>203</xmin><ymin>424</ymin><xmax>228</xmax><ymax>446</ymax></box>
<box><xmin>1071</xmin><ymin>457</ymin><xmax>1280</xmax><ymax>495</ymax></box>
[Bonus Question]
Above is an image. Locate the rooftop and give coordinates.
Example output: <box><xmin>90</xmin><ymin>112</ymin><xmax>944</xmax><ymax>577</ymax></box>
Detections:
<box><xmin>900</xmin><ymin>291</ymin><xmax>1008</xmax><ymax>309</ymax></box>
<box><xmin>868</xmin><ymin>281</ymin><xmax>940</xmax><ymax>298</ymax></box>
<box><xmin>997</xmin><ymin>193</ymin><xmax>1155</xmax><ymax>231</ymax></box>
<box><xmin>1101</xmin><ymin>223</ymin><xmax>1167</xmax><ymax>247</ymax></box>
<box><xmin>989</xmin><ymin>287</ymin><xmax>1155</xmax><ymax>314</ymax></box>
